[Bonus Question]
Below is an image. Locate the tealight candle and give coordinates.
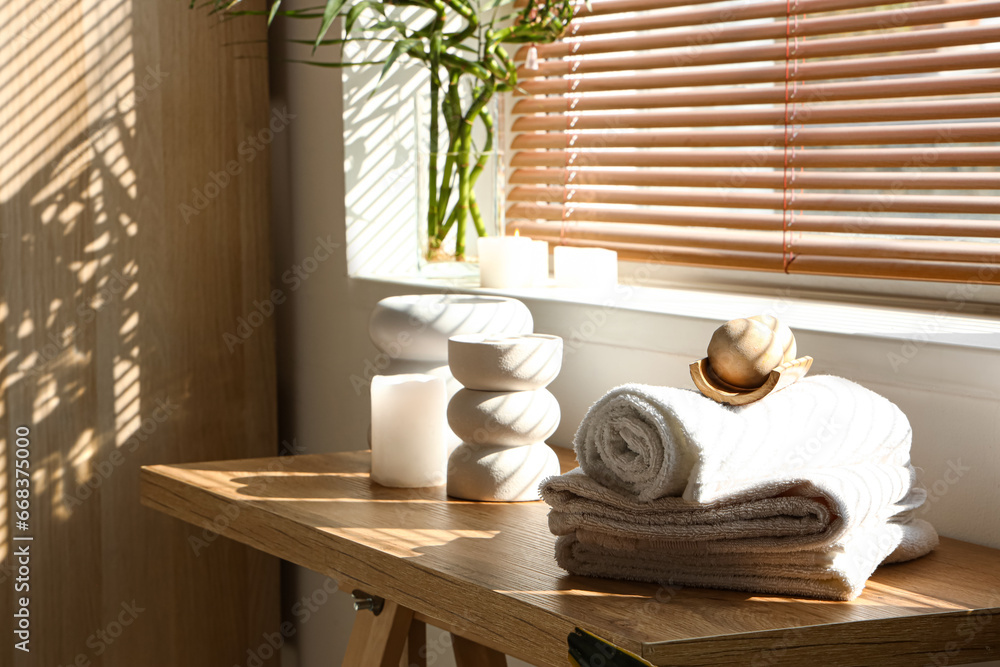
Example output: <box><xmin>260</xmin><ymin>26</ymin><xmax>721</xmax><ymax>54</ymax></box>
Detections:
<box><xmin>370</xmin><ymin>374</ymin><xmax>447</xmax><ymax>487</ymax></box>
<box><xmin>478</xmin><ymin>235</ymin><xmax>533</xmax><ymax>288</ymax></box>
<box><xmin>553</xmin><ymin>246</ymin><xmax>618</xmax><ymax>289</ymax></box>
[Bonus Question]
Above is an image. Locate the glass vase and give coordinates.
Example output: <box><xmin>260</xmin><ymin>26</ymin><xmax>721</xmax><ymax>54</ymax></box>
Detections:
<box><xmin>415</xmin><ymin>95</ymin><xmax>504</xmax><ymax>277</ymax></box>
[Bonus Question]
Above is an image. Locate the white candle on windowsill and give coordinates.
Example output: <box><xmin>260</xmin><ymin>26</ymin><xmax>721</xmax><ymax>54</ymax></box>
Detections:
<box><xmin>370</xmin><ymin>374</ymin><xmax>447</xmax><ymax>488</ymax></box>
<box><xmin>528</xmin><ymin>239</ymin><xmax>550</xmax><ymax>286</ymax></box>
<box><xmin>478</xmin><ymin>233</ymin><xmax>539</xmax><ymax>288</ymax></box>
<box><xmin>553</xmin><ymin>246</ymin><xmax>618</xmax><ymax>289</ymax></box>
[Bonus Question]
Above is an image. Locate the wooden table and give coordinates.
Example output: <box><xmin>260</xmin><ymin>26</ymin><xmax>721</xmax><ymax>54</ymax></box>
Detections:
<box><xmin>140</xmin><ymin>449</ymin><xmax>1000</xmax><ymax>667</ymax></box>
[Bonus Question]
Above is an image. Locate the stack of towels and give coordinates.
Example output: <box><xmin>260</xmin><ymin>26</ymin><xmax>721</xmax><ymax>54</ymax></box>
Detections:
<box><xmin>540</xmin><ymin>376</ymin><xmax>939</xmax><ymax>600</ymax></box>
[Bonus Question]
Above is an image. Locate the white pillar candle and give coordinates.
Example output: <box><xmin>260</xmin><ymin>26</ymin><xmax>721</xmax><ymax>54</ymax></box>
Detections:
<box><xmin>370</xmin><ymin>374</ymin><xmax>447</xmax><ymax>488</ymax></box>
<box><xmin>528</xmin><ymin>239</ymin><xmax>550</xmax><ymax>286</ymax></box>
<box><xmin>554</xmin><ymin>246</ymin><xmax>618</xmax><ymax>289</ymax></box>
<box><xmin>478</xmin><ymin>235</ymin><xmax>534</xmax><ymax>288</ymax></box>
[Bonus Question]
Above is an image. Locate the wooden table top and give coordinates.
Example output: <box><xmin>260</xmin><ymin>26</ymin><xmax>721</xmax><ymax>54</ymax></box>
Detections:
<box><xmin>140</xmin><ymin>448</ymin><xmax>1000</xmax><ymax>667</ymax></box>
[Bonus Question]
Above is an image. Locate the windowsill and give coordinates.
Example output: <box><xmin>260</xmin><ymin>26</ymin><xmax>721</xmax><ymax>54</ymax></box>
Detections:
<box><xmin>353</xmin><ymin>268</ymin><xmax>1000</xmax><ymax>353</ymax></box>
<box><xmin>352</xmin><ymin>260</ymin><xmax>1000</xmax><ymax>403</ymax></box>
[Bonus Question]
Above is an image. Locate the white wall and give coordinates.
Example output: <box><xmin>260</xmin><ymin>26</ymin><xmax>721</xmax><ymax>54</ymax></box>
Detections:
<box><xmin>267</xmin><ymin>4</ymin><xmax>1000</xmax><ymax>666</ymax></box>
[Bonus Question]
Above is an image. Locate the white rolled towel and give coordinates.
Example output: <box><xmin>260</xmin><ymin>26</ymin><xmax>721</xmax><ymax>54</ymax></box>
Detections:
<box><xmin>573</xmin><ymin>375</ymin><xmax>914</xmax><ymax>504</ymax></box>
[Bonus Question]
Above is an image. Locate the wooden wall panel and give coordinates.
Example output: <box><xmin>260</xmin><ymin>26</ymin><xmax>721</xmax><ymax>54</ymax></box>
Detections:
<box><xmin>0</xmin><ymin>1</ymin><xmax>279</xmax><ymax>665</ymax></box>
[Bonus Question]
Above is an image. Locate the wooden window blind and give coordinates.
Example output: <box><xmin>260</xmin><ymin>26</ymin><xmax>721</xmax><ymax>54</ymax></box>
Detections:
<box><xmin>506</xmin><ymin>0</ymin><xmax>1000</xmax><ymax>284</ymax></box>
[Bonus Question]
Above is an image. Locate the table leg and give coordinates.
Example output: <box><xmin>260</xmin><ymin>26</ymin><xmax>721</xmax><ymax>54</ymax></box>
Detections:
<box><xmin>403</xmin><ymin>618</ymin><xmax>426</xmax><ymax>667</ymax></box>
<box><xmin>451</xmin><ymin>633</ymin><xmax>507</xmax><ymax>667</ymax></box>
<box><xmin>343</xmin><ymin>599</ymin><xmax>414</xmax><ymax>667</ymax></box>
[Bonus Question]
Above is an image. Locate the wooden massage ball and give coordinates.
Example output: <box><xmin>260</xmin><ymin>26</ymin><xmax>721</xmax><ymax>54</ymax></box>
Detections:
<box><xmin>707</xmin><ymin>315</ymin><xmax>797</xmax><ymax>389</ymax></box>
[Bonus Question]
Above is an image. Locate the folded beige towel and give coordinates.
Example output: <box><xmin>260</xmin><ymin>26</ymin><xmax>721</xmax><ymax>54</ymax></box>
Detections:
<box><xmin>543</xmin><ymin>467</ymin><xmax>925</xmax><ymax>552</ymax></box>
<box><xmin>554</xmin><ymin>517</ymin><xmax>939</xmax><ymax>601</ymax></box>
<box><xmin>542</xmin><ymin>468</ymin><xmax>939</xmax><ymax>600</ymax></box>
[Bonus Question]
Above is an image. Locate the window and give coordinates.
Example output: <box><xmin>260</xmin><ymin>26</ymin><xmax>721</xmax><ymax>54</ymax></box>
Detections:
<box><xmin>506</xmin><ymin>0</ymin><xmax>1000</xmax><ymax>285</ymax></box>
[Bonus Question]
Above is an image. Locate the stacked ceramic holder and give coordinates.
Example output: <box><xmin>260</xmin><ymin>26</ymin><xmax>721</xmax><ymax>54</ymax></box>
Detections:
<box><xmin>368</xmin><ymin>294</ymin><xmax>533</xmax><ymax>453</ymax></box>
<box><xmin>446</xmin><ymin>333</ymin><xmax>563</xmax><ymax>502</ymax></box>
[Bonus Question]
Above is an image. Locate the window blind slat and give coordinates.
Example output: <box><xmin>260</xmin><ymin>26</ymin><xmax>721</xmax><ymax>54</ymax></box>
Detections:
<box><xmin>511</xmin><ymin>74</ymin><xmax>1000</xmax><ymax>113</ymax></box>
<box><xmin>502</xmin><ymin>237</ymin><xmax>1000</xmax><ymax>283</ymax></box>
<box><xmin>518</xmin><ymin>25</ymin><xmax>1000</xmax><ymax>78</ymax></box>
<box><xmin>516</xmin><ymin>0</ymin><xmax>1000</xmax><ymax>60</ymax></box>
<box><xmin>513</xmin><ymin>0</ymin><xmax>725</xmax><ymax>18</ymax></box>
<box><xmin>515</xmin><ymin>49</ymin><xmax>1000</xmax><ymax>96</ymax></box>
<box><xmin>510</xmin><ymin>167</ymin><xmax>1000</xmax><ymax>191</ymax></box>
<box><xmin>512</xmin><ymin>99</ymin><xmax>1000</xmax><ymax>131</ymax></box>
<box><xmin>506</xmin><ymin>203</ymin><xmax>1000</xmax><ymax>238</ymax></box>
<box><xmin>511</xmin><ymin>123</ymin><xmax>1000</xmax><ymax>149</ymax></box>
<box><xmin>506</xmin><ymin>220</ymin><xmax>1000</xmax><ymax>263</ymax></box>
<box><xmin>510</xmin><ymin>148</ymin><xmax>1000</xmax><ymax>169</ymax></box>
<box><xmin>565</xmin><ymin>0</ymin><xmax>942</xmax><ymax>38</ymax></box>
<box><xmin>508</xmin><ymin>185</ymin><xmax>1000</xmax><ymax>215</ymax></box>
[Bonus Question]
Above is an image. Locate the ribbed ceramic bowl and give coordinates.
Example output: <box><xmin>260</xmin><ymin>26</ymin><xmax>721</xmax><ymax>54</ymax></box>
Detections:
<box><xmin>368</xmin><ymin>295</ymin><xmax>533</xmax><ymax>363</ymax></box>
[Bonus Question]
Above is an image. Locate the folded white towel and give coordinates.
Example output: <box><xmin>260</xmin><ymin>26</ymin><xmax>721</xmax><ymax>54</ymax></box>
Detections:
<box><xmin>573</xmin><ymin>375</ymin><xmax>913</xmax><ymax>503</ymax></box>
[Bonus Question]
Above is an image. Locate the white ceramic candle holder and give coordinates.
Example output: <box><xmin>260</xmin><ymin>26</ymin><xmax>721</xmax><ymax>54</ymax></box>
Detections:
<box><xmin>446</xmin><ymin>442</ymin><xmax>560</xmax><ymax>503</ymax></box>
<box><xmin>446</xmin><ymin>334</ymin><xmax>564</xmax><ymax>502</ymax></box>
<box><xmin>447</xmin><ymin>388</ymin><xmax>560</xmax><ymax>448</ymax></box>
<box><xmin>448</xmin><ymin>333</ymin><xmax>563</xmax><ymax>391</ymax></box>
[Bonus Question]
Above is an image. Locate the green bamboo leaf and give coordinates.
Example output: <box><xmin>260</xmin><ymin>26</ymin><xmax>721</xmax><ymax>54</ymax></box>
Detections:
<box><xmin>315</xmin><ymin>0</ymin><xmax>351</xmax><ymax>51</ymax></box>
<box><xmin>190</xmin><ymin>1</ymin><xmax>327</xmax><ymax>17</ymax></box>
<box><xmin>287</xmin><ymin>37</ymin><xmax>396</xmax><ymax>45</ymax></box>
<box><xmin>266</xmin><ymin>9</ymin><xmax>327</xmax><ymax>18</ymax></box>
<box><xmin>205</xmin><ymin>0</ymin><xmax>241</xmax><ymax>14</ymax></box>
<box><xmin>345</xmin><ymin>0</ymin><xmax>387</xmax><ymax>35</ymax></box>
<box><xmin>370</xmin><ymin>18</ymin><xmax>409</xmax><ymax>33</ymax></box>
<box><xmin>268</xmin><ymin>0</ymin><xmax>283</xmax><ymax>24</ymax></box>
<box><xmin>490</xmin><ymin>11</ymin><xmax>519</xmax><ymax>23</ymax></box>
<box><xmin>285</xmin><ymin>58</ymin><xmax>387</xmax><ymax>67</ymax></box>
<box><xmin>225</xmin><ymin>9</ymin><xmax>327</xmax><ymax>18</ymax></box>
<box><xmin>411</xmin><ymin>14</ymin><xmax>441</xmax><ymax>37</ymax></box>
<box><xmin>376</xmin><ymin>38</ymin><xmax>421</xmax><ymax>87</ymax></box>
<box><xmin>193</xmin><ymin>0</ymin><xmax>228</xmax><ymax>11</ymax></box>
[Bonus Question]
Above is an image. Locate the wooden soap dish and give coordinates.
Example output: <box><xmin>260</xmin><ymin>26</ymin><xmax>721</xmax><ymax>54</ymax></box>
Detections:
<box><xmin>690</xmin><ymin>356</ymin><xmax>814</xmax><ymax>406</ymax></box>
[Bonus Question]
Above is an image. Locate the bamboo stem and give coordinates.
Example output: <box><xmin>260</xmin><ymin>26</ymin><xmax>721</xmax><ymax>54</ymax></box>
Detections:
<box><xmin>439</xmin><ymin>83</ymin><xmax>495</xmax><ymax>241</ymax></box>
<box><xmin>427</xmin><ymin>29</ymin><xmax>444</xmax><ymax>255</ymax></box>
<box><xmin>455</xmin><ymin>135</ymin><xmax>471</xmax><ymax>260</ymax></box>
<box><xmin>434</xmin><ymin>69</ymin><xmax>462</xmax><ymax>240</ymax></box>
<box><xmin>467</xmin><ymin>86</ymin><xmax>495</xmax><ymax>237</ymax></box>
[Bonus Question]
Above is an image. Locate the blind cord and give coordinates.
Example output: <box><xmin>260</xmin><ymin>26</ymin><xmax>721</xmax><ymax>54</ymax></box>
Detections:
<box><xmin>782</xmin><ymin>0</ymin><xmax>798</xmax><ymax>273</ymax></box>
